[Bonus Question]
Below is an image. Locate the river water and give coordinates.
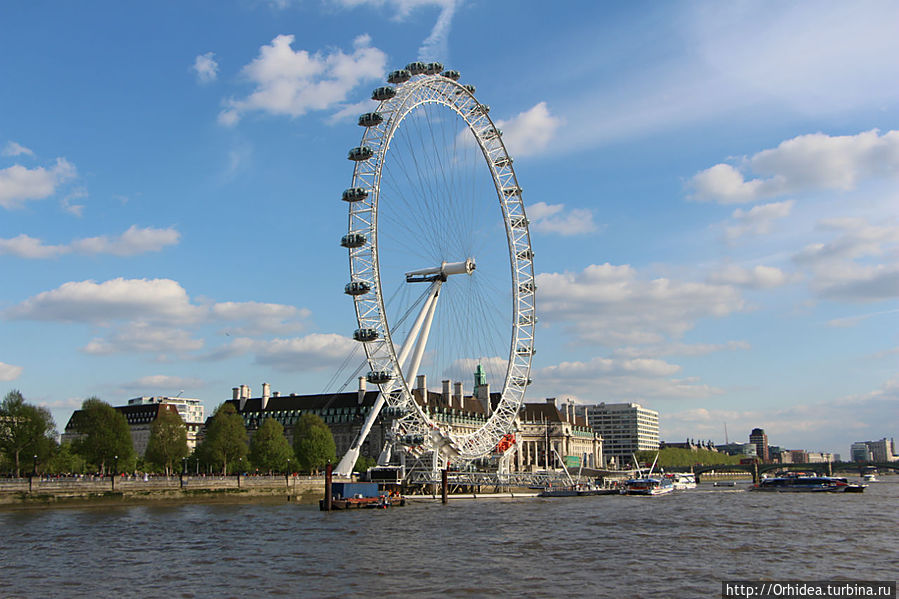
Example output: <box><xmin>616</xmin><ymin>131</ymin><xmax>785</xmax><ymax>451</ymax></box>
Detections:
<box><xmin>1</xmin><ymin>479</ymin><xmax>896</xmax><ymax>598</ymax></box>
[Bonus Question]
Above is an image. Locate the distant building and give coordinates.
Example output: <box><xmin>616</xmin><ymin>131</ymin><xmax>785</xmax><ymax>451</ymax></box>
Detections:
<box><xmin>851</xmin><ymin>438</ymin><xmax>896</xmax><ymax>462</ymax></box>
<box><xmin>716</xmin><ymin>442</ymin><xmax>757</xmax><ymax>457</ymax></box>
<box><xmin>127</xmin><ymin>396</ymin><xmax>204</xmax><ymax>450</ymax></box>
<box><xmin>64</xmin><ymin>403</ymin><xmax>183</xmax><ymax>457</ymax></box>
<box><xmin>749</xmin><ymin>428</ymin><xmax>770</xmax><ymax>462</ymax></box>
<box><xmin>661</xmin><ymin>439</ymin><xmax>717</xmax><ymax>452</ymax></box>
<box><xmin>577</xmin><ymin>402</ymin><xmax>659</xmax><ymax>467</ymax></box>
<box><xmin>514</xmin><ymin>399</ymin><xmax>602</xmax><ymax>472</ymax></box>
<box><xmin>806</xmin><ymin>452</ymin><xmax>836</xmax><ymax>463</ymax></box>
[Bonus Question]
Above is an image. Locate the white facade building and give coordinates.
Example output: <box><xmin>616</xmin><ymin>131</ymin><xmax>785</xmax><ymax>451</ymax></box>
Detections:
<box><xmin>127</xmin><ymin>396</ymin><xmax>205</xmax><ymax>450</ymax></box>
<box><xmin>578</xmin><ymin>402</ymin><xmax>659</xmax><ymax>467</ymax></box>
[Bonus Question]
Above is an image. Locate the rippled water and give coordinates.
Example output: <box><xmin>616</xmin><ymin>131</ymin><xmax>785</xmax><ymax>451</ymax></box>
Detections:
<box><xmin>1</xmin><ymin>480</ymin><xmax>896</xmax><ymax>598</ymax></box>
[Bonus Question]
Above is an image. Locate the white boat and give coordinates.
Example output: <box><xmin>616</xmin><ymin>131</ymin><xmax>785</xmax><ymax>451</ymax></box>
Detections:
<box><xmin>622</xmin><ymin>477</ymin><xmax>674</xmax><ymax>496</ymax></box>
<box><xmin>664</xmin><ymin>473</ymin><xmax>697</xmax><ymax>490</ymax></box>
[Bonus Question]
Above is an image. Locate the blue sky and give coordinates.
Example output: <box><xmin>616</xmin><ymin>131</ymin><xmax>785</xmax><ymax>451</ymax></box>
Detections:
<box><xmin>2</xmin><ymin>1</ymin><xmax>897</xmax><ymax>457</ymax></box>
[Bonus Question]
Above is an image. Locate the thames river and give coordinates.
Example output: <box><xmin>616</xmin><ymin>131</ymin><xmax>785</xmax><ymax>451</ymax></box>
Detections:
<box><xmin>1</xmin><ymin>479</ymin><xmax>896</xmax><ymax>598</ymax></box>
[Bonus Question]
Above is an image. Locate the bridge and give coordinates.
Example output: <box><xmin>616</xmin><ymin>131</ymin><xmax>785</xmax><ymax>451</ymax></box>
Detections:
<box><xmin>689</xmin><ymin>461</ymin><xmax>898</xmax><ymax>484</ymax></box>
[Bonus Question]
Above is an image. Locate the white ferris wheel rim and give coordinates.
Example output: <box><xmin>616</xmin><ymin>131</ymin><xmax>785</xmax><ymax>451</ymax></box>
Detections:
<box><xmin>343</xmin><ymin>63</ymin><xmax>536</xmax><ymax>461</ymax></box>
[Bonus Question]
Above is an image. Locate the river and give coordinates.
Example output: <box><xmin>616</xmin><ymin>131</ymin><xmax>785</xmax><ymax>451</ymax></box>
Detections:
<box><xmin>1</xmin><ymin>479</ymin><xmax>896</xmax><ymax>598</ymax></box>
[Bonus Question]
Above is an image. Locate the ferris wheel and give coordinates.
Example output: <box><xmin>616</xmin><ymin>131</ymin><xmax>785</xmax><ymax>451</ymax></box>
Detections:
<box><xmin>335</xmin><ymin>61</ymin><xmax>535</xmax><ymax>475</ymax></box>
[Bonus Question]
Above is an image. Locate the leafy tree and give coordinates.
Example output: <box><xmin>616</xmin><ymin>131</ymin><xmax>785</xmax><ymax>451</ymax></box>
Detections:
<box><xmin>354</xmin><ymin>454</ymin><xmax>377</xmax><ymax>473</ymax></box>
<box><xmin>248</xmin><ymin>418</ymin><xmax>294</xmax><ymax>474</ymax></box>
<box><xmin>0</xmin><ymin>390</ymin><xmax>57</xmax><ymax>477</ymax></box>
<box><xmin>200</xmin><ymin>402</ymin><xmax>247</xmax><ymax>475</ymax></box>
<box><xmin>292</xmin><ymin>413</ymin><xmax>336</xmax><ymax>474</ymax></box>
<box><xmin>71</xmin><ymin>397</ymin><xmax>135</xmax><ymax>474</ymax></box>
<box><xmin>144</xmin><ymin>406</ymin><xmax>189</xmax><ymax>476</ymax></box>
<box><xmin>50</xmin><ymin>441</ymin><xmax>83</xmax><ymax>475</ymax></box>
<box><xmin>635</xmin><ymin>448</ymin><xmax>745</xmax><ymax>469</ymax></box>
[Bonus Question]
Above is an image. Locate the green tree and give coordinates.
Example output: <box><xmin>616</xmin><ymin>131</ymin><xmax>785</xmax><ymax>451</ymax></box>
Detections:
<box><xmin>248</xmin><ymin>418</ymin><xmax>294</xmax><ymax>474</ymax></box>
<box><xmin>144</xmin><ymin>407</ymin><xmax>189</xmax><ymax>476</ymax></box>
<box><xmin>0</xmin><ymin>390</ymin><xmax>57</xmax><ymax>477</ymax></box>
<box><xmin>354</xmin><ymin>454</ymin><xmax>377</xmax><ymax>473</ymax></box>
<box><xmin>71</xmin><ymin>397</ymin><xmax>135</xmax><ymax>474</ymax></box>
<box><xmin>50</xmin><ymin>441</ymin><xmax>83</xmax><ymax>475</ymax></box>
<box><xmin>292</xmin><ymin>413</ymin><xmax>336</xmax><ymax>474</ymax></box>
<box><xmin>200</xmin><ymin>403</ymin><xmax>247</xmax><ymax>475</ymax></box>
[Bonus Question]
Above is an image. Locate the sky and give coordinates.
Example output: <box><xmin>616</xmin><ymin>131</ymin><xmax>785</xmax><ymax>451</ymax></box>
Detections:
<box><xmin>1</xmin><ymin>1</ymin><xmax>897</xmax><ymax>457</ymax></box>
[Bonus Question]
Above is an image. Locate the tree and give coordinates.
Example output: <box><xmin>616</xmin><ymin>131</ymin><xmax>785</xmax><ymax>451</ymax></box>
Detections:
<box><xmin>50</xmin><ymin>441</ymin><xmax>83</xmax><ymax>475</ymax></box>
<box><xmin>248</xmin><ymin>418</ymin><xmax>294</xmax><ymax>474</ymax></box>
<box><xmin>292</xmin><ymin>413</ymin><xmax>336</xmax><ymax>474</ymax></box>
<box><xmin>71</xmin><ymin>397</ymin><xmax>135</xmax><ymax>474</ymax></box>
<box><xmin>354</xmin><ymin>454</ymin><xmax>377</xmax><ymax>474</ymax></box>
<box><xmin>144</xmin><ymin>406</ymin><xmax>189</xmax><ymax>476</ymax></box>
<box><xmin>200</xmin><ymin>402</ymin><xmax>247</xmax><ymax>475</ymax></box>
<box><xmin>0</xmin><ymin>390</ymin><xmax>57</xmax><ymax>477</ymax></box>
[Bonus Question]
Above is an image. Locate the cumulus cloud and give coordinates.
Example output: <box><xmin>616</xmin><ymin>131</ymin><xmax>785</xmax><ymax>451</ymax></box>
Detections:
<box><xmin>212</xmin><ymin>301</ymin><xmax>310</xmax><ymax>334</ymax></box>
<box><xmin>208</xmin><ymin>334</ymin><xmax>357</xmax><ymax>371</ymax></box>
<box><xmin>0</xmin><ymin>158</ymin><xmax>76</xmax><ymax>209</ymax></box>
<box><xmin>689</xmin><ymin>130</ymin><xmax>899</xmax><ymax>204</ymax></box>
<box><xmin>219</xmin><ymin>34</ymin><xmax>386</xmax><ymax>125</ymax></box>
<box><xmin>495</xmin><ymin>102</ymin><xmax>562</xmax><ymax>158</ymax></box>
<box><xmin>536</xmin><ymin>263</ymin><xmax>745</xmax><ymax>346</ymax></box>
<box><xmin>6</xmin><ymin>278</ymin><xmax>205</xmax><ymax>324</ymax></box>
<box><xmin>0</xmin><ymin>226</ymin><xmax>180</xmax><ymax>259</ymax></box>
<box><xmin>723</xmin><ymin>200</ymin><xmax>794</xmax><ymax>241</ymax></box>
<box><xmin>794</xmin><ymin>218</ymin><xmax>899</xmax><ymax>302</ymax></box>
<box><xmin>2</xmin><ymin>141</ymin><xmax>34</xmax><ymax>157</ymax></box>
<box><xmin>0</xmin><ymin>361</ymin><xmax>23</xmax><ymax>381</ymax></box>
<box><xmin>527</xmin><ymin>201</ymin><xmax>598</xmax><ymax>236</ymax></box>
<box><xmin>531</xmin><ymin>355</ymin><xmax>724</xmax><ymax>402</ymax></box>
<box><xmin>193</xmin><ymin>52</ymin><xmax>219</xmax><ymax>83</ymax></box>
<box><xmin>120</xmin><ymin>374</ymin><xmax>206</xmax><ymax>391</ymax></box>
<box><xmin>707</xmin><ymin>264</ymin><xmax>790</xmax><ymax>289</ymax></box>
<box><xmin>83</xmin><ymin>322</ymin><xmax>204</xmax><ymax>356</ymax></box>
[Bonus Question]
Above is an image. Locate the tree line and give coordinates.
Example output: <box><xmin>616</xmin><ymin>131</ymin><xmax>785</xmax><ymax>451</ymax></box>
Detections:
<box><xmin>2</xmin><ymin>390</ymin><xmax>365</xmax><ymax>477</ymax></box>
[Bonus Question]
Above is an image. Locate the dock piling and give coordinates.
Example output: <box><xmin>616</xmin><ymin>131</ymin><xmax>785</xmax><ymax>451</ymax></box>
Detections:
<box><xmin>324</xmin><ymin>462</ymin><xmax>333</xmax><ymax>511</ymax></box>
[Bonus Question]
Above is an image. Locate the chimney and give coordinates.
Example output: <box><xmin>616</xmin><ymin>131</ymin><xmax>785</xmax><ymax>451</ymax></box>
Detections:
<box><xmin>273</xmin><ymin>391</ymin><xmax>280</xmax><ymax>398</ymax></box>
<box><xmin>477</xmin><ymin>383</ymin><xmax>491</xmax><ymax>415</ymax></box>
<box><xmin>453</xmin><ymin>381</ymin><xmax>463</xmax><ymax>410</ymax></box>
<box><xmin>232</xmin><ymin>387</ymin><xmax>240</xmax><ymax>400</ymax></box>
<box><xmin>262</xmin><ymin>382</ymin><xmax>271</xmax><ymax>410</ymax></box>
<box><xmin>416</xmin><ymin>374</ymin><xmax>427</xmax><ymax>392</ymax></box>
<box><xmin>238</xmin><ymin>384</ymin><xmax>248</xmax><ymax>411</ymax></box>
<box><xmin>442</xmin><ymin>379</ymin><xmax>451</xmax><ymax>405</ymax></box>
<box><xmin>358</xmin><ymin>376</ymin><xmax>366</xmax><ymax>405</ymax></box>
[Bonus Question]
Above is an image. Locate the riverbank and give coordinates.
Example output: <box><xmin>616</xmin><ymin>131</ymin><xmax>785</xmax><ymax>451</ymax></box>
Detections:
<box><xmin>0</xmin><ymin>475</ymin><xmax>324</xmax><ymax>510</ymax></box>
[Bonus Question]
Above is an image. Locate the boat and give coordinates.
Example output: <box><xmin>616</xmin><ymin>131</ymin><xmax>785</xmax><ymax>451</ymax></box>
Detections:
<box><xmin>664</xmin><ymin>472</ymin><xmax>697</xmax><ymax>490</ymax></box>
<box><xmin>749</xmin><ymin>474</ymin><xmax>865</xmax><ymax>493</ymax></box>
<box><xmin>862</xmin><ymin>473</ymin><xmax>878</xmax><ymax>483</ymax></box>
<box><xmin>621</xmin><ymin>477</ymin><xmax>674</xmax><ymax>496</ymax></box>
<box><xmin>538</xmin><ymin>482</ymin><xmax>618</xmax><ymax>497</ymax></box>
<box><xmin>320</xmin><ymin>481</ymin><xmax>405</xmax><ymax>510</ymax></box>
<box><xmin>713</xmin><ymin>481</ymin><xmax>736</xmax><ymax>487</ymax></box>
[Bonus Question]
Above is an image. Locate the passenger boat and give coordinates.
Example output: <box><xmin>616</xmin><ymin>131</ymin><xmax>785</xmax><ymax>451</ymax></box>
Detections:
<box><xmin>664</xmin><ymin>473</ymin><xmax>697</xmax><ymax>490</ymax></box>
<box><xmin>320</xmin><ymin>481</ymin><xmax>405</xmax><ymax>510</ymax></box>
<box><xmin>621</xmin><ymin>477</ymin><xmax>674</xmax><ymax>496</ymax></box>
<box><xmin>538</xmin><ymin>483</ymin><xmax>618</xmax><ymax>497</ymax></box>
<box><xmin>862</xmin><ymin>473</ymin><xmax>878</xmax><ymax>483</ymax></box>
<box><xmin>749</xmin><ymin>475</ymin><xmax>865</xmax><ymax>493</ymax></box>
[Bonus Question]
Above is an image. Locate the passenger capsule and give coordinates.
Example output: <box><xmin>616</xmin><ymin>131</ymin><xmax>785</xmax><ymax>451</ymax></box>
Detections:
<box><xmin>519</xmin><ymin>281</ymin><xmax>536</xmax><ymax>293</ymax></box>
<box><xmin>463</xmin><ymin>84</ymin><xmax>476</xmax><ymax>94</ymax></box>
<box><xmin>340</xmin><ymin>232</ymin><xmax>367</xmax><ymax>248</ymax></box>
<box><xmin>358</xmin><ymin>112</ymin><xmax>384</xmax><ymax>127</ymax></box>
<box><xmin>425</xmin><ymin>62</ymin><xmax>443</xmax><ymax>75</ymax></box>
<box><xmin>341</xmin><ymin>187</ymin><xmax>369</xmax><ymax>202</ymax></box>
<box><xmin>405</xmin><ymin>61</ymin><xmax>427</xmax><ymax>75</ymax></box>
<box><xmin>516</xmin><ymin>346</ymin><xmax>535</xmax><ymax>356</ymax></box>
<box><xmin>510</xmin><ymin>215</ymin><xmax>528</xmax><ymax>228</ymax></box>
<box><xmin>387</xmin><ymin>69</ymin><xmax>411</xmax><ymax>84</ymax></box>
<box><xmin>353</xmin><ymin>328</ymin><xmax>379</xmax><ymax>342</ymax></box>
<box><xmin>347</xmin><ymin>146</ymin><xmax>374</xmax><ymax>161</ymax></box>
<box><xmin>503</xmin><ymin>186</ymin><xmax>522</xmax><ymax>197</ymax></box>
<box><xmin>482</xmin><ymin>127</ymin><xmax>502</xmax><ymax>140</ymax></box>
<box><xmin>345</xmin><ymin>281</ymin><xmax>372</xmax><ymax>296</ymax></box>
<box><xmin>367</xmin><ymin>370</ymin><xmax>393</xmax><ymax>384</ymax></box>
<box><xmin>477</xmin><ymin>104</ymin><xmax>490</xmax><ymax>114</ymax></box>
<box><xmin>494</xmin><ymin>156</ymin><xmax>513</xmax><ymax>168</ymax></box>
<box><xmin>371</xmin><ymin>86</ymin><xmax>396</xmax><ymax>101</ymax></box>
<box><xmin>510</xmin><ymin>376</ymin><xmax>532</xmax><ymax>387</ymax></box>
<box><xmin>518</xmin><ymin>314</ymin><xmax>537</xmax><ymax>325</ymax></box>
<box><xmin>442</xmin><ymin>70</ymin><xmax>461</xmax><ymax>81</ymax></box>
<box><xmin>516</xmin><ymin>248</ymin><xmax>534</xmax><ymax>260</ymax></box>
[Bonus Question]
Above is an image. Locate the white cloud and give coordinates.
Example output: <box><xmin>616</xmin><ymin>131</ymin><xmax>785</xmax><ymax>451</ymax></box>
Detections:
<box><xmin>536</xmin><ymin>263</ymin><xmax>745</xmax><ymax>346</ymax></box>
<box><xmin>0</xmin><ymin>158</ymin><xmax>76</xmax><ymax>209</ymax></box>
<box><xmin>527</xmin><ymin>201</ymin><xmax>597</xmax><ymax>236</ymax></box>
<box><xmin>794</xmin><ymin>218</ymin><xmax>899</xmax><ymax>302</ymax></box>
<box><xmin>531</xmin><ymin>355</ymin><xmax>723</xmax><ymax>402</ymax></box>
<box><xmin>0</xmin><ymin>226</ymin><xmax>180</xmax><ymax>259</ymax></box>
<box><xmin>193</xmin><ymin>52</ymin><xmax>219</xmax><ymax>83</ymax></box>
<box><xmin>2</xmin><ymin>142</ymin><xmax>34</xmax><ymax>157</ymax></box>
<box><xmin>62</xmin><ymin>188</ymin><xmax>87</xmax><ymax>217</ymax></box>
<box><xmin>707</xmin><ymin>264</ymin><xmax>789</xmax><ymax>289</ymax></box>
<box><xmin>326</xmin><ymin>98</ymin><xmax>379</xmax><ymax>125</ymax></box>
<box><xmin>219</xmin><ymin>34</ymin><xmax>386</xmax><ymax>125</ymax></box>
<box><xmin>689</xmin><ymin>130</ymin><xmax>899</xmax><ymax>204</ymax></box>
<box><xmin>613</xmin><ymin>341</ymin><xmax>750</xmax><ymax>358</ymax></box>
<box><xmin>249</xmin><ymin>334</ymin><xmax>358</xmax><ymax>371</ymax></box>
<box><xmin>495</xmin><ymin>102</ymin><xmax>562</xmax><ymax>158</ymax></box>
<box><xmin>0</xmin><ymin>361</ymin><xmax>23</xmax><ymax>381</ymax></box>
<box><xmin>6</xmin><ymin>278</ymin><xmax>205</xmax><ymax>324</ymax></box>
<box><xmin>723</xmin><ymin>200</ymin><xmax>794</xmax><ymax>240</ymax></box>
<box><xmin>212</xmin><ymin>301</ymin><xmax>310</xmax><ymax>334</ymax></box>
<box><xmin>83</xmin><ymin>322</ymin><xmax>205</xmax><ymax>355</ymax></box>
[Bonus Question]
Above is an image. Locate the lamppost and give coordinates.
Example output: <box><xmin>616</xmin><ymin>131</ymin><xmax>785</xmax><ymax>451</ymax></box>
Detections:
<box><xmin>285</xmin><ymin>458</ymin><xmax>291</xmax><ymax>488</ymax></box>
<box><xmin>181</xmin><ymin>457</ymin><xmax>187</xmax><ymax>488</ymax></box>
<box><xmin>112</xmin><ymin>455</ymin><xmax>119</xmax><ymax>491</ymax></box>
<box><xmin>32</xmin><ymin>454</ymin><xmax>37</xmax><ymax>477</ymax></box>
<box><xmin>237</xmin><ymin>457</ymin><xmax>242</xmax><ymax>488</ymax></box>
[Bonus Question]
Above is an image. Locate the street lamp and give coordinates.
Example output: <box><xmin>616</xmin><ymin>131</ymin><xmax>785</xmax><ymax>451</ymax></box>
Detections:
<box><xmin>32</xmin><ymin>454</ymin><xmax>37</xmax><ymax>477</ymax></box>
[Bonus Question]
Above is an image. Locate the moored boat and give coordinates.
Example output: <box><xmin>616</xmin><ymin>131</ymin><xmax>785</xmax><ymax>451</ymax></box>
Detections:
<box><xmin>622</xmin><ymin>477</ymin><xmax>674</xmax><ymax>496</ymax></box>
<box><xmin>749</xmin><ymin>475</ymin><xmax>865</xmax><ymax>493</ymax></box>
<box><xmin>664</xmin><ymin>472</ymin><xmax>697</xmax><ymax>490</ymax></box>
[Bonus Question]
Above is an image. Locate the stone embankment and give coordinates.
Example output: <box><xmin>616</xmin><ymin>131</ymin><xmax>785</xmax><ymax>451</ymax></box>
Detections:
<box><xmin>0</xmin><ymin>475</ymin><xmax>324</xmax><ymax>508</ymax></box>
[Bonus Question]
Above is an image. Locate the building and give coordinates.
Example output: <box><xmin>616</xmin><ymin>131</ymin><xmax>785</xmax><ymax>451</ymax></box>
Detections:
<box><xmin>63</xmin><ymin>402</ymin><xmax>182</xmax><ymax>458</ymax></box>
<box><xmin>577</xmin><ymin>402</ymin><xmax>659</xmax><ymax>468</ymax></box>
<box><xmin>224</xmin><ymin>375</ymin><xmax>603</xmax><ymax>473</ymax></box>
<box><xmin>851</xmin><ymin>438</ymin><xmax>896</xmax><ymax>462</ymax></box>
<box><xmin>749</xmin><ymin>428</ymin><xmax>770</xmax><ymax>462</ymax></box>
<box><xmin>127</xmin><ymin>396</ymin><xmax>204</xmax><ymax>450</ymax></box>
<box><xmin>716</xmin><ymin>442</ymin><xmax>757</xmax><ymax>457</ymax></box>
<box><xmin>806</xmin><ymin>452</ymin><xmax>836</xmax><ymax>463</ymax></box>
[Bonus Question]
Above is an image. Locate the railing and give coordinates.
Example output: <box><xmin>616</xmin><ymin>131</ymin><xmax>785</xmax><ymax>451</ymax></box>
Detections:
<box><xmin>0</xmin><ymin>474</ymin><xmax>324</xmax><ymax>495</ymax></box>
